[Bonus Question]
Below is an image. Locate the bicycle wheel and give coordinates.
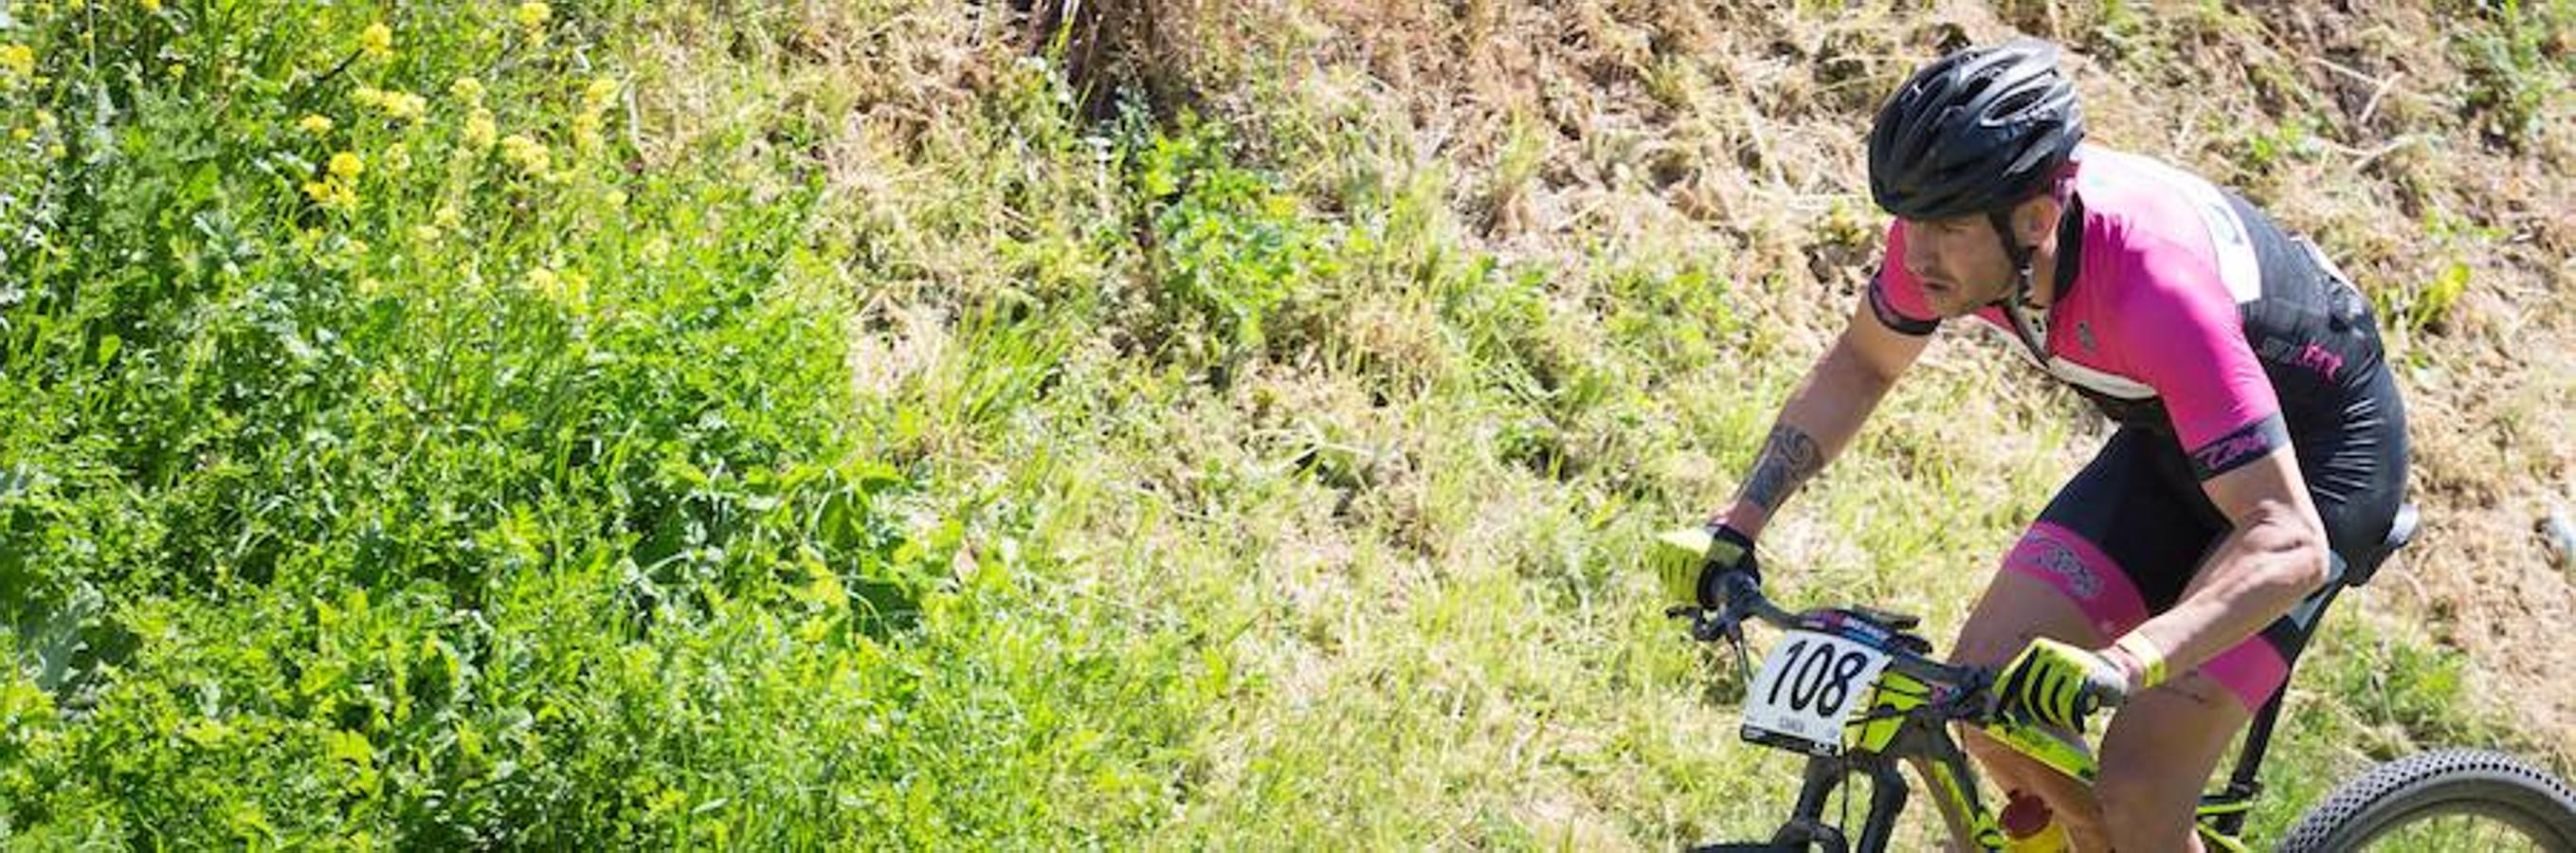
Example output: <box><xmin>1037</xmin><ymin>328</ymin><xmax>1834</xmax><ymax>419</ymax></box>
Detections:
<box><xmin>2279</xmin><ymin>748</ymin><xmax>2576</xmax><ymax>852</ymax></box>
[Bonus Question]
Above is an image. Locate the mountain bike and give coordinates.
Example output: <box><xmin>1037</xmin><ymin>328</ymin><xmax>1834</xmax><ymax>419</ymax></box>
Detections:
<box><xmin>1656</xmin><ymin>505</ymin><xmax>2576</xmax><ymax>852</ymax></box>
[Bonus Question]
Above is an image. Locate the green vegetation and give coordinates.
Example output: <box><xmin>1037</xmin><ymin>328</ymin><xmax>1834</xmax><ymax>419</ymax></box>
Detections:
<box><xmin>4</xmin><ymin>0</ymin><xmax>2568</xmax><ymax>848</ymax></box>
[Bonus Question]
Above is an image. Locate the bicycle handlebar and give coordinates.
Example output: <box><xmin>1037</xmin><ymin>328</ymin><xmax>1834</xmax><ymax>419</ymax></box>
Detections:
<box><xmin>1680</xmin><ymin>572</ymin><xmax>2128</xmax><ymax>724</ymax></box>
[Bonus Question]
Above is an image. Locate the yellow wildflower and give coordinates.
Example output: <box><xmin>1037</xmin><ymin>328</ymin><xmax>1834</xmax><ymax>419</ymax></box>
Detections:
<box><xmin>382</xmin><ymin>142</ymin><xmax>411</xmax><ymax>172</ymax></box>
<box><xmin>360</xmin><ymin>24</ymin><xmax>393</xmax><ymax>61</ymax></box>
<box><xmin>514</xmin><ymin>2</ymin><xmax>550</xmax><ymax>31</ymax></box>
<box><xmin>330</xmin><ymin>151</ymin><xmax>364</xmax><ymax>179</ymax></box>
<box><xmin>499</xmin><ymin>134</ymin><xmax>550</xmax><ymax>177</ymax></box>
<box><xmin>142</xmin><ymin>0</ymin><xmax>162</xmax><ymax>11</ymax></box>
<box><xmin>1</xmin><ymin>45</ymin><xmax>33</xmax><ymax>80</ymax></box>
<box><xmin>302</xmin><ymin>179</ymin><xmax>356</xmax><ymax>210</ymax></box>
<box><xmin>571</xmin><ymin>112</ymin><xmax>603</xmax><ymax>154</ymax></box>
<box><xmin>10</xmin><ymin>127</ymin><xmax>29</xmax><ymax>142</ymax></box>
<box><xmin>299</xmin><ymin>114</ymin><xmax>335</xmax><ymax>135</ymax></box>
<box><xmin>463</xmin><ymin>108</ymin><xmax>498</xmax><ymax>152</ymax></box>
<box><xmin>583</xmin><ymin>77</ymin><xmax>619</xmax><ymax>112</ymax></box>
<box><xmin>525</xmin><ymin>266</ymin><xmax>588</xmax><ymax>309</ymax></box>
<box><xmin>34</xmin><ymin>110</ymin><xmax>55</xmax><ymax>129</ymax></box>
<box><xmin>357</xmin><ymin>88</ymin><xmax>426</xmax><ymax>122</ymax></box>
<box><xmin>433</xmin><ymin>206</ymin><xmax>463</xmax><ymax>228</ymax></box>
<box><xmin>450</xmin><ymin>76</ymin><xmax>484</xmax><ymax>103</ymax></box>
<box><xmin>48</xmin><ymin>143</ymin><xmax>66</xmax><ymax>160</ymax></box>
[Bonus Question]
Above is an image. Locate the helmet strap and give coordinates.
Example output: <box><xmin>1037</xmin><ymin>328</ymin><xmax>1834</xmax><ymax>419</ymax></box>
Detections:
<box><xmin>1986</xmin><ymin>209</ymin><xmax>2039</xmax><ymax>310</ymax></box>
<box><xmin>1987</xmin><ymin>207</ymin><xmax>2053</xmax><ymax>365</ymax></box>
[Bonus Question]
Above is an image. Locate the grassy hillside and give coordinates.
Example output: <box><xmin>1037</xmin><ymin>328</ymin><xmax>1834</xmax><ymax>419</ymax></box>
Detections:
<box><xmin>2</xmin><ymin>0</ymin><xmax>2569</xmax><ymax>847</ymax></box>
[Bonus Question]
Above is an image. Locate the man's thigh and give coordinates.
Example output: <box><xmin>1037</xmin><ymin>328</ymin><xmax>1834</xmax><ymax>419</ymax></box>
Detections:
<box><xmin>1951</xmin><ymin>561</ymin><xmax>2109</xmax><ymax>668</ymax></box>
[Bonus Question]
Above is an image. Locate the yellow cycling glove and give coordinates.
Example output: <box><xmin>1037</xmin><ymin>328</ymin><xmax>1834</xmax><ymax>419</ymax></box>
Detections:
<box><xmin>1654</xmin><ymin>523</ymin><xmax>1760</xmax><ymax>608</ymax></box>
<box><xmin>1997</xmin><ymin>637</ymin><xmax>2131</xmax><ymax>732</ymax></box>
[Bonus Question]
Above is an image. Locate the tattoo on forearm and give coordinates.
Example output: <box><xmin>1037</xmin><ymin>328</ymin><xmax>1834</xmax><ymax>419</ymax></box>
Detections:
<box><xmin>1738</xmin><ymin>424</ymin><xmax>1825</xmax><ymax>514</ymax></box>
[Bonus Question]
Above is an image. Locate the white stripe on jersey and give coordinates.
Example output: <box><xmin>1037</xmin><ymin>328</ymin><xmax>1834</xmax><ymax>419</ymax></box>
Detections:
<box><xmin>2086</xmin><ymin>149</ymin><xmax>2263</xmax><ymax>304</ymax></box>
<box><xmin>1992</xmin><ymin>328</ymin><xmax>2160</xmax><ymax>400</ymax></box>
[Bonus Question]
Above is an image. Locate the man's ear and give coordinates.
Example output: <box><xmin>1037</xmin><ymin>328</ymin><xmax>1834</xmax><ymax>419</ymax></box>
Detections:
<box><xmin>2014</xmin><ymin>193</ymin><xmax>2062</xmax><ymax>246</ymax></box>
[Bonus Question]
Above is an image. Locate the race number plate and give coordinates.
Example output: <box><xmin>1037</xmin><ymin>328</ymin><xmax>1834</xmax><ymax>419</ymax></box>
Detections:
<box><xmin>1740</xmin><ymin>630</ymin><xmax>1893</xmax><ymax>756</ymax></box>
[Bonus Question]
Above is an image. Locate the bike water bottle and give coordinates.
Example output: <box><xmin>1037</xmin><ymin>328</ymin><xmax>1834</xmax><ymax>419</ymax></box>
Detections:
<box><xmin>2000</xmin><ymin>789</ymin><xmax>2072</xmax><ymax>852</ymax></box>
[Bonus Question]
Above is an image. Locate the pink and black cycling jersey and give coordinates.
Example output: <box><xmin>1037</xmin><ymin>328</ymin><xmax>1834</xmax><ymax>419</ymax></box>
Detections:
<box><xmin>1867</xmin><ymin>146</ymin><xmax>2389</xmax><ymax>481</ymax></box>
<box><xmin>1866</xmin><ymin>146</ymin><xmax>2408</xmax><ymax>711</ymax></box>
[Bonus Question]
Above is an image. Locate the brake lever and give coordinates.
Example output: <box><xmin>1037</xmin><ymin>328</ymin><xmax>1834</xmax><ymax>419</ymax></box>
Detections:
<box><xmin>1672</xmin><ymin>603</ymin><xmax>1760</xmax><ymax>690</ymax></box>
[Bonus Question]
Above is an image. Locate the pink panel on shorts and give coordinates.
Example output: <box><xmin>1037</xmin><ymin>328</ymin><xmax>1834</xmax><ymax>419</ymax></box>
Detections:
<box><xmin>2002</xmin><ymin>521</ymin><xmax>2291</xmax><ymax>711</ymax></box>
<box><xmin>2004</xmin><ymin>521</ymin><xmax>2150</xmax><ymax>639</ymax></box>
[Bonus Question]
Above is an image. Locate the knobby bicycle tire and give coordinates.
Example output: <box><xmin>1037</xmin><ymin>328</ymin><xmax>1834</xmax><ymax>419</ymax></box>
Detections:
<box><xmin>2279</xmin><ymin>748</ymin><xmax>2576</xmax><ymax>853</ymax></box>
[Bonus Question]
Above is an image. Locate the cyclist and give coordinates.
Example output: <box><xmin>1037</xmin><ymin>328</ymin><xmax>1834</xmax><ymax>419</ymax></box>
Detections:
<box><xmin>1674</xmin><ymin>39</ymin><xmax>2409</xmax><ymax>851</ymax></box>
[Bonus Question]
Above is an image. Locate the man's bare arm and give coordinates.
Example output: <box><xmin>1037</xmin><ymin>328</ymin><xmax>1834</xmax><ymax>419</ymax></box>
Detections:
<box><xmin>1712</xmin><ymin>297</ymin><xmax>1931</xmax><ymax>537</ymax></box>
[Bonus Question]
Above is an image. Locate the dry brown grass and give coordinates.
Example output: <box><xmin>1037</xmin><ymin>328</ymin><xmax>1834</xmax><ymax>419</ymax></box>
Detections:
<box><xmin>629</xmin><ymin>0</ymin><xmax>2575</xmax><ymax>771</ymax></box>
<box><xmin>1048</xmin><ymin>0</ymin><xmax>2574</xmax><ymax>760</ymax></box>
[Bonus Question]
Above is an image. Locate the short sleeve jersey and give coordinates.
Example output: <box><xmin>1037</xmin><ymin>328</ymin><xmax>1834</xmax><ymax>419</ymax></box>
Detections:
<box><xmin>1867</xmin><ymin>146</ymin><xmax>2386</xmax><ymax>481</ymax></box>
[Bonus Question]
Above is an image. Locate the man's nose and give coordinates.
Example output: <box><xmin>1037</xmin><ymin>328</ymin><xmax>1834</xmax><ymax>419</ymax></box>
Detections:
<box><xmin>1902</xmin><ymin>238</ymin><xmax>1934</xmax><ymax>280</ymax></box>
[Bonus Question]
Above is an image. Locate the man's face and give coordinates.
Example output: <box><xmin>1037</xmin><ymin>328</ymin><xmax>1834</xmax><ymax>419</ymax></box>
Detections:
<box><xmin>1899</xmin><ymin>212</ymin><xmax>2017</xmax><ymax>318</ymax></box>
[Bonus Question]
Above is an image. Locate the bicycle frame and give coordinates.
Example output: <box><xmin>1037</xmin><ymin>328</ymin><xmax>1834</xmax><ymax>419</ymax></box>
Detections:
<box><xmin>1690</xmin><ymin>507</ymin><xmax>2409</xmax><ymax>851</ymax></box>
<box><xmin>1692</xmin><ymin>581</ymin><xmax>2294</xmax><ymax>853</ymax></box>
<box><xmin>1750</xmin><ymin>700</ymin><xmax>2259</xmax><ymax>852</ymax></box>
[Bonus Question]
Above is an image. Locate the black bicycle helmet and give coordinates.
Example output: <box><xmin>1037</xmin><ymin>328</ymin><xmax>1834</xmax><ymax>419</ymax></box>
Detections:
<box><xmin>1867</xmin><ymin>39</ymin><xmax>2084</xmax><ymax>221</ymax></box>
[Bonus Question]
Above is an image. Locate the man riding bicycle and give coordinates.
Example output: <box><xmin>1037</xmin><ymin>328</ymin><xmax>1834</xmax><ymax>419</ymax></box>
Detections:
<box><xmin>1675</xmin><ymin>40</ymin><xmax>2409</xmax><ymax>851</ymax></box>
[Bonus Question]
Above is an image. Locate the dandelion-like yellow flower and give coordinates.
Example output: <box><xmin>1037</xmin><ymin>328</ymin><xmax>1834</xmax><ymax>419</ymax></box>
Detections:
<box><xmin>583</xmin><ymin>77</ymin><xmax>619</xmax><ymax>112</ymax></box>
<box><xmin>141</xmin><ymin>0</ymin><xmax>162</xmax><ymax>12</ymax></box>
<box><xmin>1</xmin><ymin>45</ymin><xmax>33</xmax><ymax>80</ymax></box>
<box><xmin>10</xmin><ymin>127</ymin><xmax>29</xmax><ymax>142</ymax></box>
<box><xmin>450</xmin><ymin>76</ymin><xmax>485</xmax><ymax>103</ymax></box>
<box><xmin>356</xmin><ymin>87</ymin><xmax>427</xmax><ymax>122</ymax></box>
<box><xmin>524</xmin><ymin>266</ymin><xmax>588</xmax><ymax>309</ymax></box>
<box><xmin>571</xmin><ymin>112</ymin><xmax>603</xmax><ymax>154</ymax></box>
<box><xmin>433</xmin><ymin>206</ymin><xmax>463</xmax><ymax>228</ymax></box>
<box><xmin>298</xmin><ymin>114</ymin><xmax>334</xmax><ymax>135</ymax></box>
<box><xmin>558</xmin><ymin>270</ymin><xmax>590</xmax><ymax>306</ymax></box>
<box><xmin>330</xmin><ymin>151</ymin><xmax>364</xmax><ymax>179</ymax></box>
<box><xmin>34</xmin><ymin>110</ymin><xmax>57</xmax><ymax>129</ymax></box>
<box><xmin>499</xmin><ymin>134</ymin><xmax>550</xmax><ymax>177</ymax></box>
<box><xmin>382</xmin><ymin>142</ymin><xmax>412</xmax><ymax>172</ymax></box>
<box><xmin>514</xmin><ymin>2</ymin><xmax>550</xmax><ymax>31</ymax></box>
<box><xmin>463</xmin><ymin>108</ymin><xmax>498</xmax><ymax>152</ymax></box>
<box><xmin>360</xmin><ymin>24</ymin><xmax>393</xmax><ymax>61</ymax></box>
<box><xmin>302</xmin><ymin>179</ymin><xmax>357</xmax><ymax>210</ymax></box>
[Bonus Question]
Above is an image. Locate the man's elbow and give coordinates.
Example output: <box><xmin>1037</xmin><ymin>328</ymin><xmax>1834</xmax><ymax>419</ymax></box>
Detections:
<box><xmin>2248</xmin><ymin>505</ymin><xmax>2333</xmax><ymax>596</ymax></box>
